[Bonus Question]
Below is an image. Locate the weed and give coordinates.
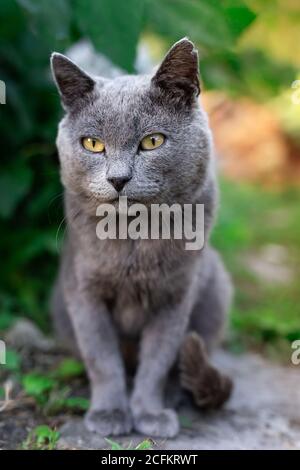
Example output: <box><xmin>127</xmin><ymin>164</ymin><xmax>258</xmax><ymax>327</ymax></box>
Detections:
<box><xmin>22</xmin><ymin>425</ymin><xmax>59</xmax><ymax>450</ymax></box>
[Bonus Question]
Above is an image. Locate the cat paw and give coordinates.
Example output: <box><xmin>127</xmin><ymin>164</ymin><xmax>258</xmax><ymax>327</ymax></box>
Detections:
<box><xmin>84</xmin><ymin>408</ymin><xmax>132</xmax><ymax>436</ymax></box>
<box><xmin>133</xmin><ymin>409</ymin><xmax>179</xmax><ymax>438</ymax></box>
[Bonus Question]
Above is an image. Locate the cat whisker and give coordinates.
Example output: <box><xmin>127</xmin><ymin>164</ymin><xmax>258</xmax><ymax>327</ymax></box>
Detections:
<box><xmin>55</xmin><ymin>215</ymin><xmax>67</xmax><ymax>252</ymax></box>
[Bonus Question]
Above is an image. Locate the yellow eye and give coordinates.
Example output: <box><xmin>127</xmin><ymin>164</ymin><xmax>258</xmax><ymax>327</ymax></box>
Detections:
<box><xmin>82</xmin><ymin>137</ymin><xmax>105</xmax><ymax>153</ymax></box>
<box><xmin>140</xmin><ymin>133</ymin><xmax>165</xmax><ymax>151</ymax></box>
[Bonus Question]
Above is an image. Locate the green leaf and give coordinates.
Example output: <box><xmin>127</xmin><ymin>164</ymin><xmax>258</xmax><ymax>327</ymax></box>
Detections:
<box><xmin>23</xmin><ymin>425</ymin><xmax>60</xmax><ymax>450</ymax></box>
<box><xmin>44</xmin><ymin>388</ymin><xmax>90</xmax><ymax>415</ymax></box>
<box><xmin>104</xmin><ymin>437</ymin><xmax>153</xmax><ymax>450</ymax></box>
<box><xmin>23</xmin><ymin>373</ymin><xmax>56</xmax><ymax>397</ymax></box>
<box><xmin>0</xmin><ymin>163</ymin><xmax>32</xmax><ymax>218</ymax></box>
<box><xmin>147</xmin><ymin>0</ymin><xmax>232</xmax><ymax>49</ymax></box>
<box><xmin>0</xmin><ymin>312</ymin><xmax>15</xmax><ymax>331</ymax></box>
<box><xmin>201</xmin><ymin>49</ymin><xmax>296</xmax><ymax>98</ymax></box>
<box><xmin>222</xmin><ymin>0</ymin><xmax>256</xmax><ymax>39</ymax></box>
<box><xmin>17</xmin><ymin>0</ymin><xmax>71</xmax><ymax>50</ymax></box>
<box><xmin>35</xmin><ymin>424</ymin><xmax>59</xmax><ymax>443</ymax></box>
<box><xmin>135</xmin><ymin>439</ymin><xmax>153</xmax><ymax>450</ymax></box>
<box><xmin>147</xmin><ymin>0</ymin><xmax>255</xmax><ymax>50</ymax></box>
<box><xmin>105</xmin><ymin>437</ymin><xmax>124</xmax><ymax>450</ymax></box>
<box><xmin>5</xmin><ymin>349</ymin><xmax>21</xmax><ymax>372</ymax></box>
<box><xmin>0</xmin><ymin>0</ymin><xmax>26</xmax><ymax>40</ymax></box>
<box><xmin>52</xmin><ymin>358</ymin><xmax>85</xmax><ymax>380</ymax></box>
<box><xmin>74</xmin><ymin>0</ymin><xmax>145</xmax><ymax>71</ymax></box>
<box><xmin>63</xmin><ymin>396</ymin><xmax>90</xmax><ymax>411</ymax></box>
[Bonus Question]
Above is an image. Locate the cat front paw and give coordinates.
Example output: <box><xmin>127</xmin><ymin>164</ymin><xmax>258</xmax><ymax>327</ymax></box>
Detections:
<box><xmin>84</xmin><ymin>408</ymin><xmax>132</xmax><ymax>436</ymax></box>
<box><xmin>133</xmin><ymin>409</ymin><xmax>179</xmax><ymax>438</ymax></box>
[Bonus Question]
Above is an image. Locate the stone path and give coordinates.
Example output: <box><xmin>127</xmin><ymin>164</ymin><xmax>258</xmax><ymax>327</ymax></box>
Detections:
<box><xmin>58</xmin><ymin>351</ymin><xmax>300</xmax><ymax>450</ymax></box>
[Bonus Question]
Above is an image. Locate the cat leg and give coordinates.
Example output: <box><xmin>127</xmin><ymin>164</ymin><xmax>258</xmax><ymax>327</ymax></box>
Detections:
<box><xmin>180</xmin><ymin>248</ymin><xmax>233</xmax><ymax>408</ymax></box>
<box><xmin>50</xmin><ymin>276</ymin><xmax>79</xmax><ymax>356</ymax></box>
<box><xmin>130</xmin><ymin>300</ymin><xmax>191</xmax><ymax>438</ymax></box>
<box><xmin>190</xmin><ymin>247</ymin><xmax>233</xmax><ymax>351</ymax></box>
<box><xmin>64</xmin><ymin>270</ymin><xmax>131</xmax><ymax>436</ymax></box>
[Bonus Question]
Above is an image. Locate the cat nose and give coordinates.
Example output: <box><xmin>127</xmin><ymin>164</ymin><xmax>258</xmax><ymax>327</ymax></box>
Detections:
<box><xmin>107</xmin><ymin>175</ymin><xmax>132</xmax><ymax>192</ymax></box>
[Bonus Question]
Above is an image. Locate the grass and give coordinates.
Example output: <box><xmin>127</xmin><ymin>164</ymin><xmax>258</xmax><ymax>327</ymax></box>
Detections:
<box><xmin>20</xmin><ymin>357</ymin><xmax>89</xmax><ymax>413</ymax></box>
<box><xmin>213</xmin><ymin>179</ymin><xmax>300</xmax><ymax>360</ymax></box>
<box><xmin>22</xmin><ymin>425</ymin><xmax>60</xmax><ymax>450</ymax></box>
<box><xmin>105</xmin><ymin>438</ymin><xmax>153</xmax><ymax>450</ymax></box>
<box><xmin>0</xmin><ymin>351</ymin><xmax>89</xmax><ymax>416</ymax></box>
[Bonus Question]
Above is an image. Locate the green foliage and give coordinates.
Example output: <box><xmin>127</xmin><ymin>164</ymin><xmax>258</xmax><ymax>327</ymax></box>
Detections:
<box><xmin>134</xmin><ymin>439</ymin><xmax>153</xmax><ymax>450</ymax></box>
<box><xmin>44</xmin><ymin>387</ymin><xmax>90</xmax><ymax>415</ymax></box>
<box><xmin>61</xmin><ymin>396</ymin><xmax>89</xmax><ymax>411</ymax></box>
<box><xmin>5</xmin><ymin>349</ymin><xmax>21</xmax><ymax>373</ymax></box>
<box><xmin>105</xmin><ymin>437</ymin><xmax>153</xmax><ymax>450</ymax></box>
<box><xmin>0</xmin><ymin>162</ymin><xmax>33</xmax><ymax>218</ymax></box>
<box><xmin>0</xmin><ymin>312</ymin><xmax>15</xmax><ymax>331</ymax></box>
<box><xmin>21</xmin><ymin>360</ymin><xmax>88</xmax><ymax>412</ymax></box>
<box><xmin>22</xmin><ymin>373</ymin><xmax>57</xmax><ymax>404</ymax></box>
<box><xmin>74</xmin><ymin>0</ymin><xmax>145</xmax><ymax>72</ymax></box>
<box><xmin>212</xmin><ymin>180</ymin><xmax>300</xmax><ymax>358</ymax></box>
<box><xmin>105</xmin><ymin>438</ymin><xmax>125</xmax><ymax>450</ymax></box>
<box><xmin>147</xmin><ymin>0</ymin><xmax>255</xmax><ymax>49</ymax></box>
<box><xmin>52</xmin><ymin>358</ymin><xmax>85</xmax><ymax>380</ymax></box>
<box><xmin>201</xmin><ymin>49</ymin><xmax>295</xmax><ymax>98</ymax></box>
<box><xmin>22</xmin><ymin>425</ymin><xmax>60</xmax><ymax>450</ymax></box>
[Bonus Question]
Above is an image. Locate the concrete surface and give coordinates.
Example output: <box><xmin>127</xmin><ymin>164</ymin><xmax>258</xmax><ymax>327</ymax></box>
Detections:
<box><xmin>58</xmin><ymin>351</ymin><xmax>300</xmax><ymax>450</ymax></box>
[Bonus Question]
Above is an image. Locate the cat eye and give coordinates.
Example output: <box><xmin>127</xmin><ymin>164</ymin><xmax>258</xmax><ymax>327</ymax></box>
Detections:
<box><xmin>140</xmin><ymin>133</ymin><xmax>165</xmax><ymax>151</ymax></box>
<box><xmin>82</xmin><ymin>137</ymin><xmax>105</xmax><ymax>153</ymax></box>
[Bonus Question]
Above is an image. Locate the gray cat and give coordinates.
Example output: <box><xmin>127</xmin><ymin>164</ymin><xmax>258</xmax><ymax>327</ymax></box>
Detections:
<box><xmin>50</xmin><ymin>38</ymin><xmax>233</xmax><ymax>438</ymax></box>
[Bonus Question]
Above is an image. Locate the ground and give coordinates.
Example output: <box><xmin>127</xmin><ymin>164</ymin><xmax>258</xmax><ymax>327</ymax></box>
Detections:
<box><xmin>58</xmin><ymin>351</ymin><xmax>300</xmax><ymax>450</ymax></box>
<box><xmin>0</xmin><ymin>320</ymin><xmax>299</xmax><ymax>450</ymax></box>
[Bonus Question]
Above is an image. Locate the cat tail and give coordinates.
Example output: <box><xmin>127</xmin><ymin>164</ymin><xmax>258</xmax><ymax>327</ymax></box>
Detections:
<box><xmin>179</xmin><ymin>332</ymin><xmax>233</xmax><ymax>409</ymax></box>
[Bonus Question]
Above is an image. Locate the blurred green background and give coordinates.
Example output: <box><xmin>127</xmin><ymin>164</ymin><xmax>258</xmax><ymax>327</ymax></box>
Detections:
<box><xmin>0</xmin><ymin>0</ymin><xmax>300</xmax><ymax>361</ymax></box>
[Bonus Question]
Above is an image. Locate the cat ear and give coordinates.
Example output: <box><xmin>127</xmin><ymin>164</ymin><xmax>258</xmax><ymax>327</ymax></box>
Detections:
<box><xmin>51</xmin><ymin>53</ymin><xmax>95</xmax><ymax>110</ymax></box>
<box><xmin>151</xmin><ymin>38</ymin><xmax>200</xmax><ymax>105</ymax></box>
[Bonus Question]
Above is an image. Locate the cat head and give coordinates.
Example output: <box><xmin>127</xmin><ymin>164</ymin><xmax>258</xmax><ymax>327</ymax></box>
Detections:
<box><xmin>51</xmin><ymin>38</ymin><xmax>213</xmax><ymax>210</ymax></box>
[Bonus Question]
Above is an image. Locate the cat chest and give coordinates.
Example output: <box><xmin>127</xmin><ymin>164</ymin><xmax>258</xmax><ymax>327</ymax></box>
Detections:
<box><xmin>90</xmin><ymin>240</ymin><xmax>188</xmax><ymax>335</ymax></box>
<box><xmin>110</xmin><ymin>271</ymin><xmax>159</xmax><ymax>336</ymax></box>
